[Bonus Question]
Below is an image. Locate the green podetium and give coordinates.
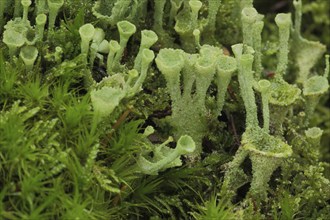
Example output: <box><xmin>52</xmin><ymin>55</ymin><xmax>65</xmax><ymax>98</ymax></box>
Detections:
<box><xmin>2</xmin><ymin>1</ymin><xmax>34</xmax><ymax>51</ymax></box>
<box><xmin>36</xmin><ymin>0</ymin><xmax>47</xmax><ymax>15</ymax></box>
<box><xmin>156</xmin><ymin>48</ymin><xmax>206</xmax><ymax>156</ymax></box>
<box><xmin>268</xmin><ymin>13</ymin><xmax>301</xmax><ymax>135</ymax></box>
<box><xmin>169</xmin><ymin>0</ymin><xmax>183</xmax><ymax>27</ymax></box>
<box><xmin>111</xmin><ymin>20</ymin><xmax>136</xmax><ymax>72</ymax></box>
<box><xmin>242</xmin><ymin>127</ymin><xmax>292</xmax><ymax>200</ymax></box>
<box><xmin>275</xmin><ymin>13</ymin><xmax>291</xmax><ymax>77</ymax></box>
<box><xmin>91</xmin><ymin>86</ymin><xmax>125</xmax><ymax>119</ymax></box>
<box><xmin>221</xmin><ymin>46</ymin><xmax>292</xmax><ymax>200</ymax></box>
<box><xmin>153</xmin><ymin>0</ymin><xmax>177</xmax><ymax>46</ymax></box>
<box><xmin>106</xmin><ymin>40</ymin><xmax>120</xmax><ymax>74</ymax></box>
<box><xmin>137</xmin><ymin>135</ymin><xmax>196</xmax><ymax>175</ymax></box>
<box><xmin>205</xmin><ymin>0</ymin><xmax>222</xmax><ymax>36</ymax></box>
<box><xmin>92</xmin><ymin>49</ymin><xmax>154</xmax><ymax>120</ymax></box>
<box><xmin>241</xmin><ymin>6</ymin><xmax>264</xmax><ymax>79</ymax></box>
<box><xmin>89</xmin><ymin>28</ymin><xmax>106</xmax><ymax>66</ymax></box>
<box><xmin>174</xmin><ymin>0</ymin><xmax>203</xmax><ymax>52</ymax></box>
<box><xmin>36</xmin><ymin>14</ymin><xmax>47</xmax><ymax>42</ymax></box>
<box><xmin>19</xmin><ymin>45</ymin><xmax>39</xmax><ymax>71</ymax></box>
<box><xmin>47</xmin><ymin>0</ymin><xmax>64</xmax><ymax>31</ymax></box>
<box><xmin>156</xmin><ymin>45</ymin><xmax>232</xmax><ymax>157</ymax></box>
<box><xmin>155</xmin><ymin>48</ymin><xmax>184</xmax><ymax>109</ymax></box>
<box><xmin>232</xmin><ymin>45</ymin><xmax>258</xmax><ymax>128</ymax></box>
<box><xmin>241</xmin><ymin>7</ymin><xmax>258</xmax><ymax>47</ymax></box>
<box><xmin>14</xmin><ymin>0</ymin><xmax>22</xmax><ymax>17</ymax></box>
<box><xmin>194</xmin><ymin>49</ymin><xmax>217</xmax><ymax>112</ymax></box>
<box><xmin>129</xmin><ymin>49</ymin><xmax>155</xmax><ymax>96</ymax></box>
<box><xmin>292</xmin><ymin>0</ymin><xmax>326</xmax><ymax>84</ymax></box>
<box><xmin>79</xmin><ymin>23</ymin><xmax>95</xmax><ymax>57</ymax></box>
<box><xmin>305</xmin><ymin>127</ymin><xmax>323</xmax><ymax>148</ymax></box>
<box><xmin>189</xmin><ymin>0</ymin><xmax>202</xmax><ymax>31</ymax></box>
<box><xmin>2</xmin><ymin>29</ymin><xmax>25</xmax><ymax>57</ymax></box>
<box><xmin>215</xmin><ymin>55</ymin><xmax>237</xmax><ymax>114</ymax></box>
<box><xmin>153</xmin><ymin>0</ymin><xmax>166</xmax><ymax>34</ymax></box>
<box><xmin>21</xmin><ymin>0</ymin><xmax>31</xmax><ymax>24</ymax></box>
<box><xmin>258</xmin><ymin>79</ymin><xmax>271</xmax><ymax>133</ymax></box>
<box><xmin>92</xmin><ymin>0</ymin><xmax>147</xmax><ymax>27</ymax></box>
<box><xmin>134</xmin><ymin>30</ymin><xmax>158</xmax><ymax>71</ymax></box>
<box><xmin>88</xmin><ymin>24</ymin><xmax>155</xmax><ymax>119</ymax></box>
<box><xmin>303</xmin><ymin>55</ymin><xmax>329</xmax><ymax>124</ymax></box>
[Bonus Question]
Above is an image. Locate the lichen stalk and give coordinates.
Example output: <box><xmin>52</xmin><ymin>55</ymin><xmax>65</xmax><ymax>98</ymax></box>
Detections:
<box><xmin>36</xmin><ymin>14</ymin><xmax>47</xmax><ymax>42</ymax></box>
<box><xmin>113</xmin><ymin>21</ymin><xmax>136</xmax><ymax>71</ymax></box>
<box><xmin>107</xmin><ymin>40</ymin><xmax>120</xmax><ymax>74</ymax></box>
<box><xmin>241</xmin><ymin>7</ymin><xmax>258</xmax><ymax>47</ymax></box>
<box><xmin>22</xmin><ymin>0</ymin><xmax>31</xmax><ymax>24</ymax></box>
<box><xmin>153</xmin><ymin>0</ymin><xmax>166</xmax><ymax>33</ymax></box>
<box><xmin>275</xmin><ymin>13</ymin><xmax>291</xmax><ymax>77</ymax></box>
<box><xmin>14</xmin><ymin>0</ymin><xmax>22</xmax><ymax>17</ymax></box>
<box><xmin>235</xmin><ymin>51</ymin><xmax>258</xmax><ymax>128</ymax></box>
<box><xmin>215</xmin><ymin>56</ymin><xmax>236</xmax><ymax>115</ymax></box>
<box><xmin>206</xmin><ymin>0</ymin><xmax>221</xmax><ymax>35</ymax></box>
<box><xmin>252</xmin><ymin>20</ymin><xmax>264</xmax><ymax>79</ymax></box>
<box><xmin>169</xmin><ymin>0</ymin><xmax>183</xmax><ymax>27</ymax></box>
<box><xmin>47</xmin><ymin>0</ymin><xmax>64</xmax><ymax>31</ymax></box>
<box><xmin>258</xmin><ymin>79</ymin><xmax>271</xmax><ymax>133</ymax></box>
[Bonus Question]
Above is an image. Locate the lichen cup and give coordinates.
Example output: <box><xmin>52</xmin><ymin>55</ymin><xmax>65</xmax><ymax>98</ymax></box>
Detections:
<box><xmin>19</xmin><ymin>45</ymin><xmax>39</xmax><ymax>71</ymax></box>
<box><xmin>242</xmin><ymin>128</ymin><xmax>292</xmax><ymax>199</ymax></box>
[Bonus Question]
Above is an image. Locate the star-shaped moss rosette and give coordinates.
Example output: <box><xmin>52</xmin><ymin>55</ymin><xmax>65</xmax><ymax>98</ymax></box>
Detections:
<box><xmin>92</xmin><ymin>0</ymin><xmax>147</xmax><ymax>27</ymax></box>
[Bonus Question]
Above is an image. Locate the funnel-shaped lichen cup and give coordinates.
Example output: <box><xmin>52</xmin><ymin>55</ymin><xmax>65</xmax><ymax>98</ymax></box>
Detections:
<box><xmin>19</xmin><ymin>45</ymin><xmax>39</xmax><ymax>71</ymax></box>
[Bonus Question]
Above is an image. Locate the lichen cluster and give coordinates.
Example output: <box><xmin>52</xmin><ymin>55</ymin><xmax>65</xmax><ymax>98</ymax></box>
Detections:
<box><xmin>0</xmin><ymin>0</ymin><xmax>329</xmax><ymax>219</ymax></box>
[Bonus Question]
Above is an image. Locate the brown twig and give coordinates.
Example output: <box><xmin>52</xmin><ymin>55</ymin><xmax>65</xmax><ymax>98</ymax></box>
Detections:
<box><xmin>100</xmin><ymin>107</ymin><xmax>132</xmax><ymax>146</ymax></box>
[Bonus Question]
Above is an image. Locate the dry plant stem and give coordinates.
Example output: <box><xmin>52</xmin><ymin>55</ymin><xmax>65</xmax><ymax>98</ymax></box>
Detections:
<box><xmin>100</xmin><ymin>108</ymin><xmax>131</xmax><ymax>146</ymax></box>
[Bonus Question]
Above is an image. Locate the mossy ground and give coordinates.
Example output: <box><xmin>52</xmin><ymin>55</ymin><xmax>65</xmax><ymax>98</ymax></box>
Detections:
<box><xmin>0</xmin><ymin>0</ymin><xmax>329</xmax><ymax>219</ymax></box>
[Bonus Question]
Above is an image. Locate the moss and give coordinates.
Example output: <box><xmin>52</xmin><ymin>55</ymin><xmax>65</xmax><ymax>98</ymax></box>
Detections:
<box><xmin>0</xmin><ymin>0</ymin><xmax>329</xmax><ymax>219</ymax></box>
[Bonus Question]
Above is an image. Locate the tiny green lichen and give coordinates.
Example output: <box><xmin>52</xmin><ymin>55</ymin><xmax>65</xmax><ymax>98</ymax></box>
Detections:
<box><xmin>0</xmin><ymin>0</ymin><xmax>329</xmax><ymax>219</ymax></box>
<box><xmin>79</xmin><ymin>23</ymin><xmax>95</xmax><ymax>62</ymax></box>
<box><xmin>19</xmin><ymin>45</ymin><xmax>38</xmax><ymax>70</ymax></box>
<box><xmin>92</xmin><ymin>0</ymin><xmax>147</xmax><ymax>27</ymax></box>
<box><xmin>156</xmin><ymin>45</ymin><xmax>223</xmax><ymax>158</ymax></box>
<box><xmin>47</xmin><ymin>0</ymin><xmax>64</xmax><ymax>31</ymax></box>
<box><xmin>292</xmin><ymin>0</ymin><xmax>326</xmax><ymax>84</ymax></box>
<box><xmin>302</xmin><ymin>55</ymin><xmax>329</xmax><ymax>124</ymax></box>
<box><xmin>222</xmin><ymin>44</ymin><xmax>293</xmax><ymax>201</ymax></box>
<box><xmin>137</xmin><ymin>134</ymin><xmax>196</xmax><ymax>175</ymax></box>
